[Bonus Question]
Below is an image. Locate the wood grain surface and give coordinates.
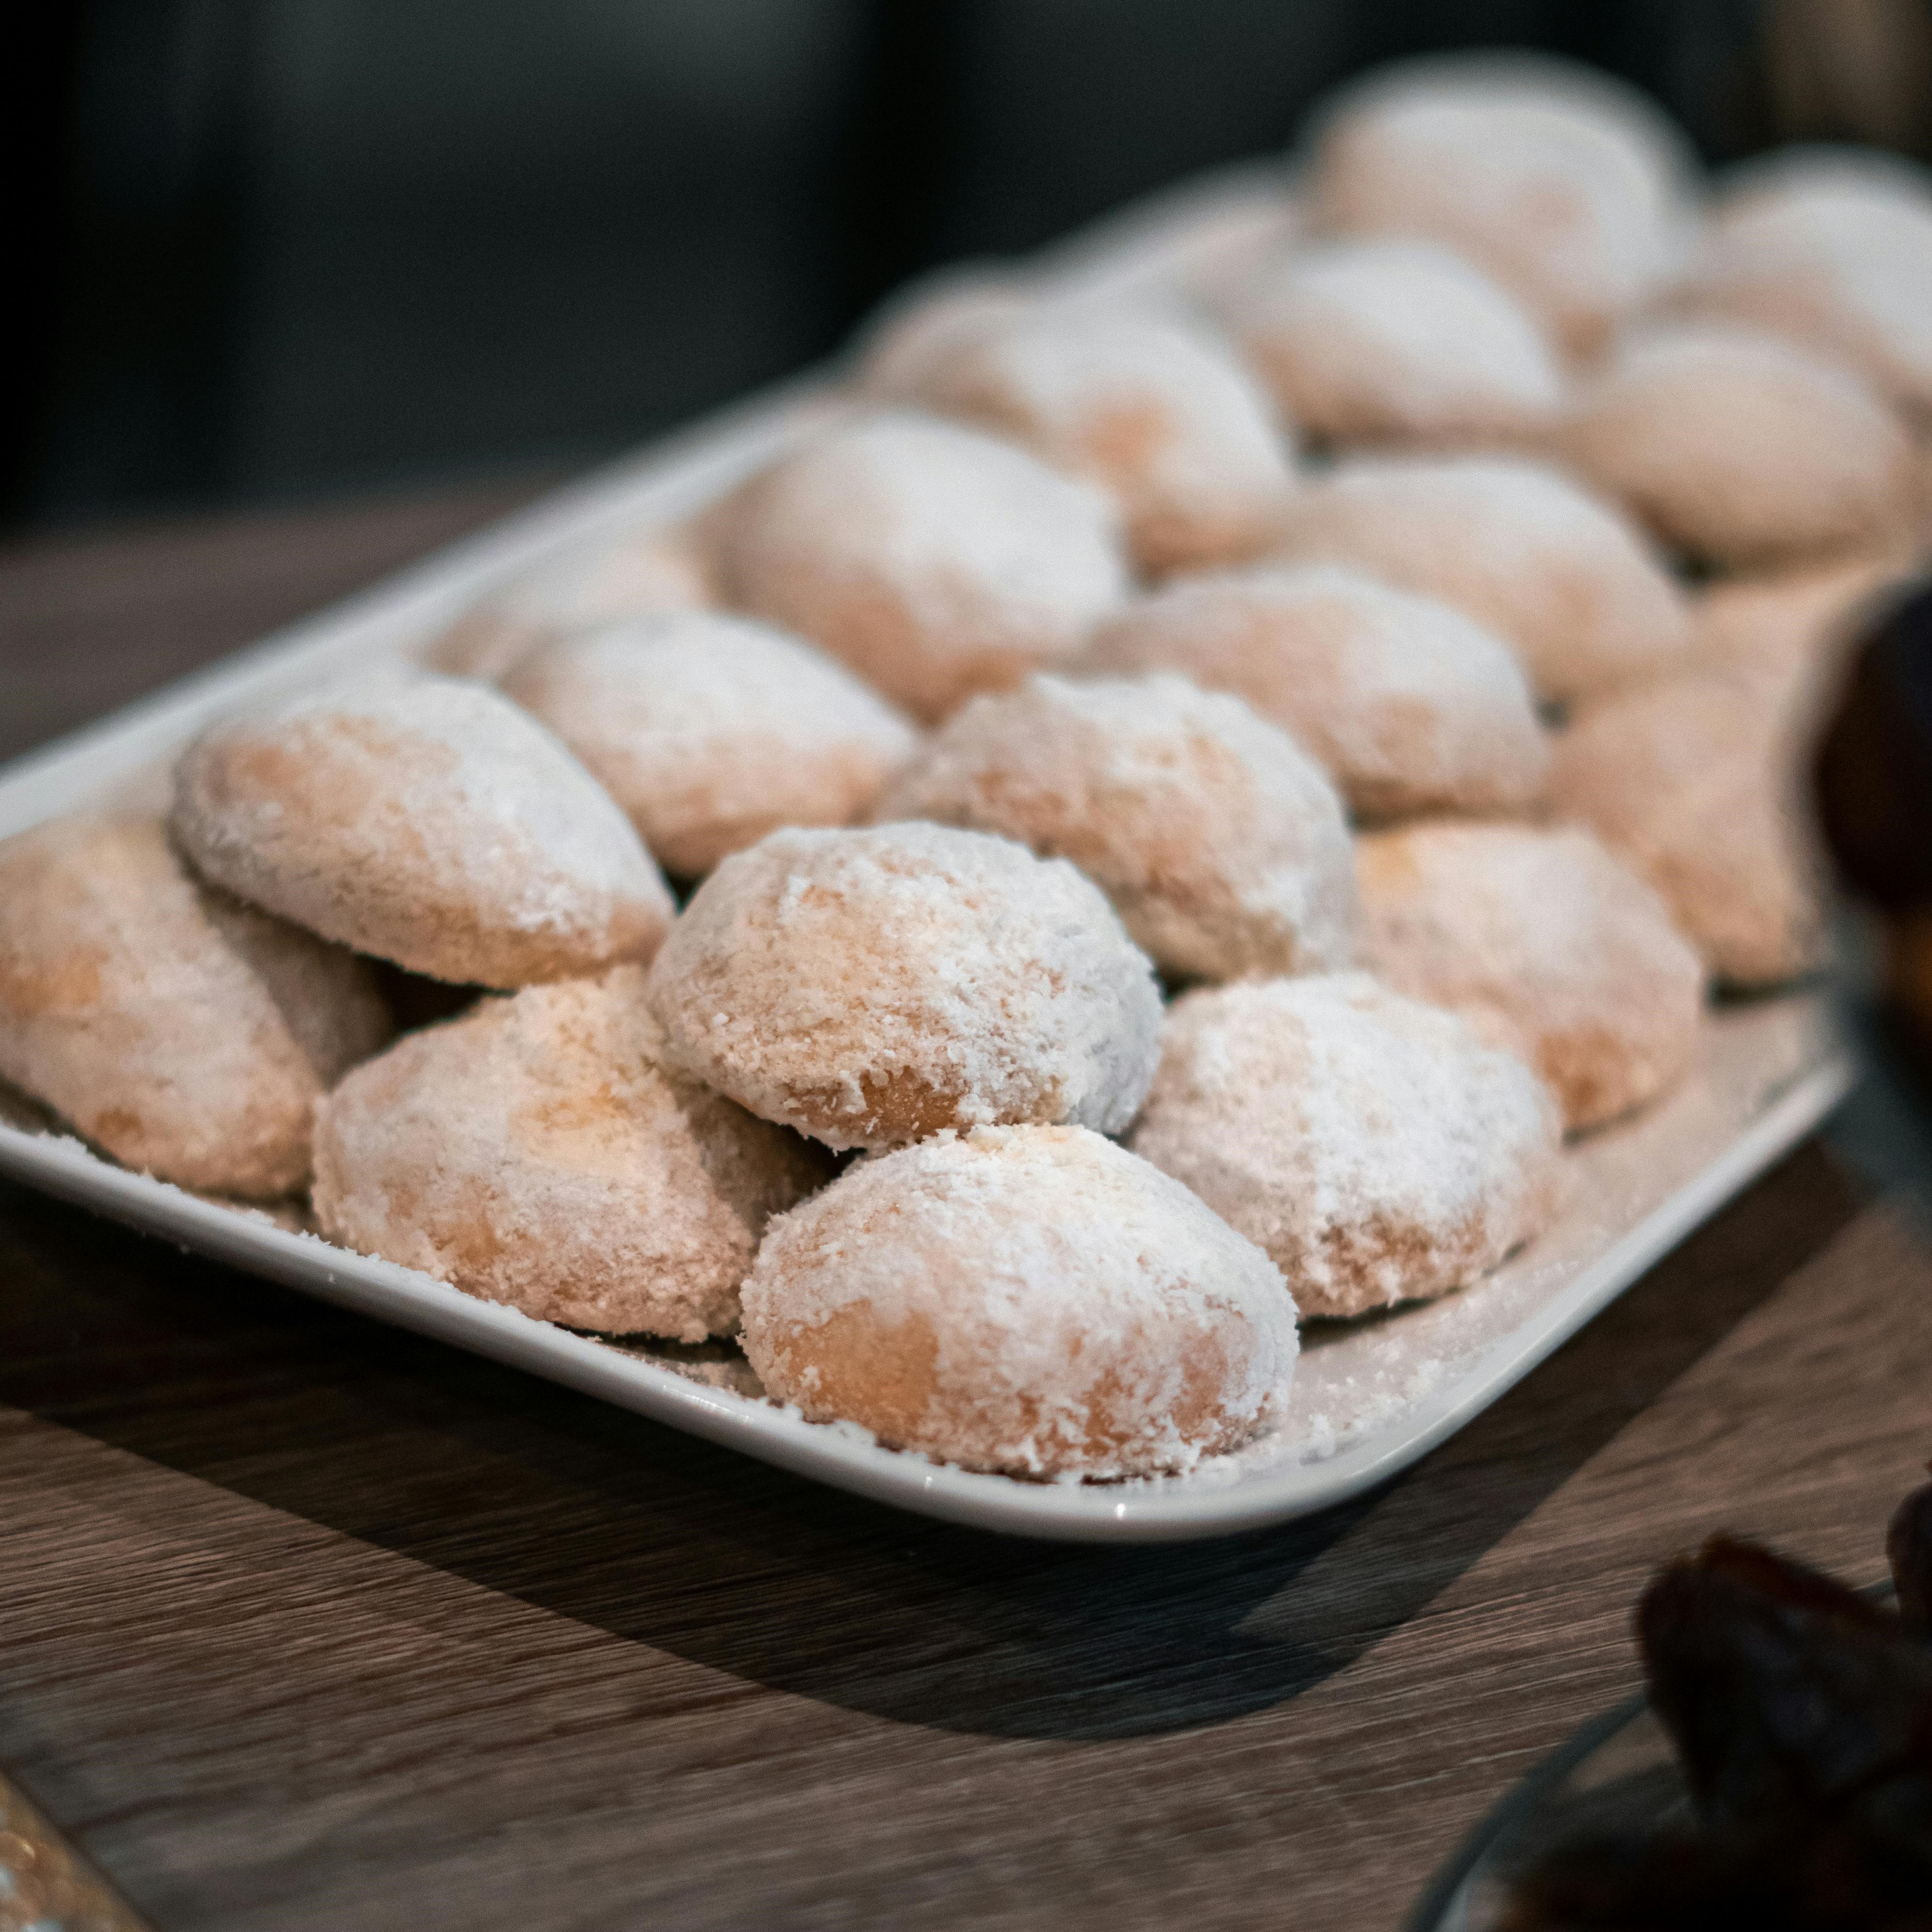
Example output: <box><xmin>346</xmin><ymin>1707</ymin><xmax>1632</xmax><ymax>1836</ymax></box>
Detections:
<box><xmin>0</xmin><ymin>506</ymin><xmax>1929</xmax><ymax>1932</ymax></box>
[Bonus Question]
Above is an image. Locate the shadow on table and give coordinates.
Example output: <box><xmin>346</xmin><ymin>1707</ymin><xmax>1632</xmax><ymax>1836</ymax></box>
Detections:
<box><xmin>0</xmin><ymin>1142</ymin><xmax>1862</xmax><ymax>1742</ymax></box>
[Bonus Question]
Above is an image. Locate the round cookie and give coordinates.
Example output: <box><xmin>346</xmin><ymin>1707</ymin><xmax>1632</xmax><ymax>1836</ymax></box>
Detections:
<box><xmin>1129</xmin><ymin>973</ymin><xmax>1562</xmax><ymax>1318</ymax></box>
<box><xmin>1549</xmin><ymin>664</ymin><xmax>1826</xmax><ymax>988</ymax></box>
<box><xmin>714</xmin><ymin>411</ymin><xmax>1130</xmax><ymax>723</ymax></box>
<box><xmin>1684</xmin><ymin>147</ymin><xmax>1932</xmax><ymax>416</ymax></box>
<box><xmin>852</xmin><ymin>264</ymin><xmax>1033</xmax><ymax>400</ymax></box>
<box><xmin>1083</xmin><ymin>562</ymin><xmax>1548</xmax><ymax>821</ymax></box>
<box><xmin>1356</xmin><ymin>820</ymin><xmax>1704</xmax><ymax>1131</ymax></box>
<box><xmin>912</xmin><ymin>308</ymin><xmax>1296</xmax><ymax>574</ymax></box>
<box><xmin>1233</xmin><ymin>237</ymin><xmax>1565</xmax><ymax>449</ymax></box>
<box><xmin>1558</xmin><ymin>323</ymin><xmax>1916</xmax><ymax>568</ymax></box>
<box><xmin>313</xmin><ymin>967</ymin><xmax>828</xmax><ymax>1340</ymax></box>
<box><xmin>875</xmin><ymin>672</ymin><xmax>1357</xmax><ymax>982</ymax></box>
<box><xmin>428</xmin><ymin>525</ymin><xmax>713</xmax><ymax>682</ymax></box>
<box><xmin>645</xmin><ymin>821</ymin><xmax>1161</xmax><ymax>1151</ymax></box>
<box><xmin>1267</xmin><ymin>455</ymin><xmax>1692</xmax><ymax>705</ymax></box>
<box><xmin>1308</xmin><ymin>53</ymin><xmax>1696</xmax><ymax>358</ymax></box>
<box><xmin>1691</xmin><ymin>555</ymin><xmax>1907</xmax><ymax>698</ymax></box>
<box><xmin>171</xmin><ymin>668</ymin><xmax>674</xmax><ymax>989</ymax></box>
<box><xmin>0</xmin><ymin>813</ymin><xmax>391</xmax><ymax>1197</ymax></box>
<box><xmin>502</xmin><ymin>610</ymin><xmax>920</xmax><ymax>877</ymax></box>
<box><xmin>739</xmin><ymin>1122</ymin><xmax>1296</xmax><ymax>1477</ymax></box>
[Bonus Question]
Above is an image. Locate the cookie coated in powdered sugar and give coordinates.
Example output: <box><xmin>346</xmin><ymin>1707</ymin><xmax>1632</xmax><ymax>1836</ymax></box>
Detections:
<box><xmin>714</xmin><ymin>411</ymin><xmax>1131</xmax><ymax>723</ymax></box>
<box><xmin>645</xmin><ymin>821</ymin><xmax>1162</xmax><ymax>1151</ymax></box>
<box><xmin>1267</xmin><ymin>455</ymin><xmax>1692</xmax><ymax>705</ymax></box>
<box><xmin>875</xmin><ymin>672</ymin><xmax>1357</xmax><ymax>983</ymax></box>
<box><xmin>0</xmin><ymin>813</ymin><xmax>391</xmax><ymax>1199</ymax></box>
<box><xmin>171</xmin><ymin>668</ymin><xmax>674</xmax><ymax>989</ymax></box>
<box><xmin>1559</xmin><ymin>321</ymin><xmax>1916</xmax><ymax>568</ymax></box>
<box><xmin>911</xmin><ymin>307</ymin><xmax>1297</xmax><ymax>574</ymax></box>
<box><xmin>740</xmin><ymin>1123</ymin><xmax>1298</xmax><ymax>1478</ymax></box>
<box><xmin>1307</xmin><ymin>52</ymin><xmax>1698</xmax><ymax>358</ymax></box>
<box><xmin>1084</xmin><ymin>562</ymin><xmax>1548</xmax><ymax>822</ymax></box>
<box><xmin>1356</xmin><ymin>819</ymin><xmax>1705</xmax><ymax>1132</ymax></box>
<box><xmin>1684</xmin><ymin>147</ymin><xmax>1932</xmax><ymax>414</ymax></box>
<box><xmin>502</xmin><ymin>609</ymin><xmax>920</xmax><ymax>878</ymax></box>
<box><xmin>313</xmin><ymin>966</ymin><xmax>829</xmax><ymax>1341</ymax></box>
<box><xmin>427</xmin><ymin>524</ymin><xmax>713</xmax><ymax>682</ymax></box>
<box><xmin>1550</xmin><ymin>661</ymin><xmax>1828</xmax><ymax>990</ymax></box>
<box><xmin>1233</xmin><ymin>236</ymin><xmax>1565</xmax><ymax>449</ymax></box>
<box><xmin>1129</xmin><ymin>972</ymin><xmax>1564</xmax><ymax>1319</ymax></box>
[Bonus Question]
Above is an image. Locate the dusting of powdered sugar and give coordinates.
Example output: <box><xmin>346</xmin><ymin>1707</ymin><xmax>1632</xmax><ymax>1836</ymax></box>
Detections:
<box><xmin>645</xmin><ymin>821</ymin><xmax>1161</xmax><ymax>1150</ymax></box>
<box><xmin>1129</xmin><ymin>972</ymin><xmax>1564</xmax><ymax>1318</ymax></box>
<box><xmin>739</xmin><ymin>1122</ymin><xmax>1298</xmax><ymax>1478</ymax></box>
<box><xmin>876</xmin><ymin>671</ymin><xmax>1357</xmax><ymax>982</ymax></box>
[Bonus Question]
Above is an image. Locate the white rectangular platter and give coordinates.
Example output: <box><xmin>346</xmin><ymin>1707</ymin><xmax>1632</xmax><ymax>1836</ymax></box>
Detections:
<box><xmin>0</xmin><ymin>168</ymin><xmax>1853</xmax><ymax>1542</ymax></box>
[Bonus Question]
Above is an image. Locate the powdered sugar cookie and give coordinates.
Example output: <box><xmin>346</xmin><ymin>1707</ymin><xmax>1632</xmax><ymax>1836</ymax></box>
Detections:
<box><xmin>313</xmin><ymin>967</ymin><xmax>828</xmax><ymax>1340</ymax></box>
<box><xmin>740</xmin><ymin>1122</ymin><xmax>1296</xmax><ymax>1477</ymax></box>
<box><xmin>1691</xmin><ymin>554</ymin><xmax>1907</xmax><ymax>698</ymax></box>
<box><xmin>912</xmin><ymin>308</ymin><xmax>1295</xmax><ymax>573</ymax></box>
<box><xmin>427</xmin><ymin>525</ymin><xmax>713</xmax><ymax>682</ymax></box>
<box><xmin>0</xmin><ymin>813</ymin><xmax>390</xmax><ymax>1197</ymax></box>
<box><xmin>1083</xmin><ymin>563</ymin><xmax>1548</xmax><ymax>820</ymax></box>
<box><xmin>1234</xmin><ymin>237</ymin><xmax>1565</xmax><ymax>449</ymax></box>
<box><xmin>1356</xmin><ymin>820</ymin><xmax>1704</xmax><ymax>1131</ymax></box>
<box><xmin>1550</xmin><ymin>663</ymin><xmax>1826</xmax><ymax>987</ymax></box>
<box><xmin>875</xmin><ymin>672</ymin><xmax>1356</xmax><ymax>981</ymax></box>
<box><xmin>645</xmin><ymin>821</ymin><xmax>1161</xmax><ymax>1150</ymax></box>
<box><xmin>715</xmin><ymin>411</ymin><xmax>1130</xmax><ymax>722</ymax></box>
<box><xmin>502</xmin><ymin>610</ymin><xmax>919</xmax><ymax>877</ymax></box>
<box><xmin>1268</xmin><ymin>455</ymin><xmax>1692</xmax><ymax>704</ymax></box>
<box><xmin>1559</xmin><ymin>323</ymin><xmax>1916</xmax><ymax>567</ymax></box>
<box><xmin>1308</xmin><ymin>53</ymin><xmax>1696</xmax><ymax>358</ymax></box>
<box><xmin>1129</xmin><ymin>973</ymin><xmax>1562</xmax><ymax>1318</ymax></box>
<box><xmin>852</xmin><ymin>263</ymin><xmax>1033</xmax><ymax>399</ymax></box>
<box><xmin>171</xmin><ymin>669</ymin><xmax>674</xmax><ymax>987</ymax></box>
<box><xmin>1683</xmin><ymin>147</ymin><xmax>1932</xmax><ymax>415</ymax></box>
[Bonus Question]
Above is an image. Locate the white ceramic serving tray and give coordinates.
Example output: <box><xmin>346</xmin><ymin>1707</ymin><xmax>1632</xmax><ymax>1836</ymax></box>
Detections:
<box><xmin>0</xmin><ymin>168</ymin><xmax>1853</xmax><ymax>1542</ymax></box>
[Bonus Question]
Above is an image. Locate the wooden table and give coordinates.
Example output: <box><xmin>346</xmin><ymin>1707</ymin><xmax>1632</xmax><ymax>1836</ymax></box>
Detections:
<box><xmin>1</xmin><ymin>492</ymin><xmax>1929</xmax><ymax>1932</ymax></box>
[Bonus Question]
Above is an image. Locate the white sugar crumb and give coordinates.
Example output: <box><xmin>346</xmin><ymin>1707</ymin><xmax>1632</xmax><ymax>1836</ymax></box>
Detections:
<box><xmin>877</xmin><ymin>671</ymin><xmax>1357</xmax><ymax>982</ymax></box>
<box><xmin>910</xmin><ymin>307</ymin><xmax>1296</xmax><ymax>573</ymax></box>
<box><xmin>1234</xmin><ymin>236</ymin><xmax>1564</xmax><ymax>446</ymax></box>
<box><xmin>740</xmin><ymin>1123</ymin><xmax>1298</xmax><ymax>1478</ymax></box>
<box><xmin>170</xmin><ymin>667</ymin><xmax>673</xmax><ymax>987</ymax></box>
<box><xmin>1084</xmin><ymin>562</ymin><xmax>1548</xmax><ymax>821</ymax></box>
<box><xmin>312</xmin><ymin>966</ymin><xmax>828</xmax><ymax>1341</ymax></box>
<box><xmin>1357</xmin><ymin>819</ymin><xmax>1706</xmax><ymax>1132</ymax></box>
<box><xmin>501</xmin><ymin>608</ymin><xmax>920</xmax><ymax>877</ymax></box>
<box><xmin>1129</xmin><ymin>973</ymin><xmax>1564</xmax><ymax>1319</ymax></box>
<box><xmin>1267</xmin><ymin>455</ymin><xmax>1691</xmax><ymax>703</ymax></box>
<box><xmin>715</xmin><ymin>410</ymin><xmax>1130</xmax><ymax>722</ymax></box>
<box><xmin>646</xmin><ymin>821</ymin><xmax>1161</xmax><ymax>1151</ymax></box>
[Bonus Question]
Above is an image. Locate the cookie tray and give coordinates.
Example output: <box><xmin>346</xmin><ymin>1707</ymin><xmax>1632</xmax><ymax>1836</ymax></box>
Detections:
<box><xmin>0</xmin><ymin>168</ymin><xmax>1854</xmax><ymax>1542</ymax></box>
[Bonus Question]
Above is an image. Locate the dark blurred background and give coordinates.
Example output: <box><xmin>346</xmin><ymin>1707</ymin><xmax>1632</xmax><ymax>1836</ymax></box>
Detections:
<box><xmin>11</xmin><ymin>0</ymin><xmax>1932</xmax><ymax>535</ymax></box>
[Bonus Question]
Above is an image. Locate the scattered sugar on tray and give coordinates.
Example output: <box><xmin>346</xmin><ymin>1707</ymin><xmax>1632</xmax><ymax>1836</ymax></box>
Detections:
<box><xmin>739</xmin><ymin>1123</ymin><xmax>1297</xmax><ymax>1478</ymax></box>
<box><xmin>646</xmin><ymin>821</ymin><xmax>1161</xmax><ymax>1149</ymax></box>
<box><xmin>875</xmin><ymin>672</ymin><xmax>1357</xmax><ymax>982</ymax></box>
